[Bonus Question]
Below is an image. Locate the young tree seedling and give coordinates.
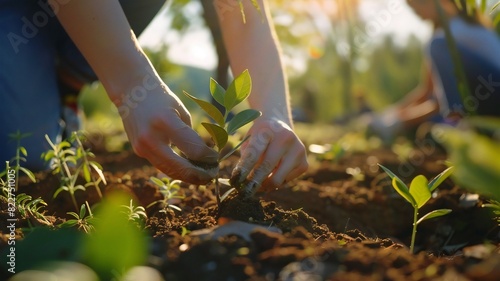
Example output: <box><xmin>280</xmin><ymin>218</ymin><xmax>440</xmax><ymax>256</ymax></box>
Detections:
<box><xmin>378</xmin><ymin>164</ymin><xmax>454</xmax><ymax>253</ymax></box>
<box><xmin>147</xmin><ymin>176</ymin><xmax>185</xmax><ymax>213</ymax></box>
<box><xmin>183</xmin><ymin>69</ymin><xmax>261</xmax><ymax>205</ymax></box>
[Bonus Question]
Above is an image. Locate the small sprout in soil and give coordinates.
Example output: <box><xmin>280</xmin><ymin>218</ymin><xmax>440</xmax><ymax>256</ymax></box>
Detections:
<box><xmin>147</xmin><ymin>176</ymin><xmax>185</xmax><ymax>213</ymax></box>
<box><xmin>43</xmin><ymin>131</ymin><xmax>108</xmax><ymax>211</ymax></box>
<box><xmin>378</xmin><ymin>164</ymin><xmax>454</xmax><ymax>253</ymax></box>
<box><xmin>13</xmin><ymin>193</ymin><xmax>51</xmax><ymax>228</ymax></box>
<box><xmin>0</xmin><ymin>131</ymin><xmax>37</xmax><ymax>191</ymax></box>
<box><xmin>60</xmin><ymin>201</ymin><xmax>96</xmax><ymax>234</ymax></box>
<box><xmin>43</xmin><ymin>134</ymin><xmax>86</xmax><ymax>211</ymax></box>
<box><xmin>122</xmin><ymin>199</ymin><xmax>148</xmax><ymax>227</ymax></box>
<box><xmin>184</xmin><ymin>69</ymin><xmax>261</xmax><ymax>203</ymax></box>
<box><xmin>70</xmin><ymin>131</ymin><xmax>107</xmax><ymax>198</ymax></box>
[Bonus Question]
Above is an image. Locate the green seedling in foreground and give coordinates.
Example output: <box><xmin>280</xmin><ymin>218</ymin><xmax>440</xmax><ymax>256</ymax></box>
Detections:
<box><xmin>378</xmin><ymin>164</ymin><xmax>454</xmax><ymax>253</ymax></box>
<box><xmin>0</xmin><ymin>131</ymin><xmax>37</xmax><ymax>191</ymax></box>
<box><xmin>147</xmin><ymin>176</ymin><xmax>185</xmax><ymax>213</ymax></box>
<box><xmin>184</xmin><ymin>69</ymin><xmax>261</xmax><ymax>202</ymax></box>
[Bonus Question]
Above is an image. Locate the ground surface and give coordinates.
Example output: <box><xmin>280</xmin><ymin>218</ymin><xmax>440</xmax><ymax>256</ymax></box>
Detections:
<box><xmin>1</xmin><ymin>143</ymin><xmax>500</xmax><ymax>280</ymax></box>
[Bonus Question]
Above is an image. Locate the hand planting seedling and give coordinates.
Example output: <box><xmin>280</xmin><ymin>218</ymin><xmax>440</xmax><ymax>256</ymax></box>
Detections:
<box><xmin>147</xmin><ymin>176</ymin><xmax>185</xmax><ymax>213</ymax></box>
<box><xmin>378</xmin><ymin>164</ymin><xmax>454</xmax><ymax>253</ymax></box>
<box><xmin>184</xmin><ymin>69</ymin><xmax>261</xmax><ymax>203</ymax></box>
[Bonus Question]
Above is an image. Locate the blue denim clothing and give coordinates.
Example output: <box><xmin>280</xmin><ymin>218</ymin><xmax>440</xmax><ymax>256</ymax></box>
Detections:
<box><xmin>0</xmin><ymin>0</ymin><xmax>165</xmax><ymax>170</ymax></box>
<box><xmin>427</xmin><ymin>17</ymin><xmax>500</xmax><ymax>118</ymax></box>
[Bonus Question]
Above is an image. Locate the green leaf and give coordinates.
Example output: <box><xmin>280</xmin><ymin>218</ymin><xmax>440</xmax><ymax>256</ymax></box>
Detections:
<box><xmin>224</xmin><ymin>69</ymin><xmax>252</xmax><ymax>112</ymax></box>
<box><xmin>428</xmin><ymin>166</ymin><xmax>454</xmax><ymax>192</ymax></box>
<box><xmin>416</xmin><ymin>209</ymin><xmax>452</xmax><ymax>225</ymax></box>
<box><xmin>53</xmin><ymin>186</ymin><xmax>67</xmax><ymax>199</ymax></box>
<box><xmin>184</xmin><ymin>91</ymin><xmax>225</xmax><ymax>126</ymax></box>
<box><xmin>150</xmin><ymin>177</ymin><xmax>165</xmax><ymax>187</ymax></box>
<box><xmin>210</xmin><ymin>78</ymin><xmax>225</xmax><ymax>106</ymax></box>
<box><xmin>83</xmin><ymin>163</ymin><xmax>91</xmax><ymax>182</ymax></box>
<box><xmin>409</xmin><ymin>175</ymin><xmax>431</xmax><ymax>209</ymax></box>
<box><xmin>82</xmin><ymin>194</ymin><xmax>148</xmax><ymax>279</ymax></box>
<box><xmin>43</xmin><ymin>150</ymin><xmax>55</xmax><ymax>162</ymax></box>
<box><xmin>20</xmin><ymin>146</ymin><xmax>28</xmax><ymax>157</ymax></box>
<box><xmin>202</xmin><ymin>122</ymin><xmax>228</xmax><ymax>150</ymax></box>
<box><xmin>392</xmin><ymin>177</ymin><xmax>417</xmax><ymax>206</ymax></box>
<box><xmin>19</xmin><ymin>166</ymin><xmax>36</xmax><ymax>183</ymax></box>
<box><xmin>378</xmin><ymin>164</ymin><xmax>416</xmax><ymax>206</ymax></box>
<box><xmin>79</xmin><ymin>203</ymin><xmax>87</xmax><ymax>219</ymax></box>
<box><xmin>227</xmin><ymin>109</ymin><xmax>262</xmax><ymax>135</ymax></box>
<box><xmin>90</xmin><ymin>162</ymin><xmax>107</xmax><ymax>185</ymax></box>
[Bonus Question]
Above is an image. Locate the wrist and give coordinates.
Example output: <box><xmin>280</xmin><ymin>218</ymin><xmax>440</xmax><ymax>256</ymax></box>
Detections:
<box><xmin>102</xmin><ymin>56</ymin><xmax>162</xmax><ymax>106</ymax></box>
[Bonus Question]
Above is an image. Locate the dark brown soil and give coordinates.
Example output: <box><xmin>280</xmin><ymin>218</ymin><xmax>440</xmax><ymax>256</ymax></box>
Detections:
<box><xmin>1</xmin><ymin>144</ymin><xmax>499</xmax><ymax>280</ymax></box>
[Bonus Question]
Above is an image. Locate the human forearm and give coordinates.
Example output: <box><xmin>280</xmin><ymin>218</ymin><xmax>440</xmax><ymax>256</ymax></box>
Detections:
<box><xmin>55</xmin><ymin>0</ymin><xmax>158</xmax><ymax>103</ymax></box>
<box><xmin>217</xmin><ymin>0</ymin><xmax>292</xmax><ymax>126</ymax></box>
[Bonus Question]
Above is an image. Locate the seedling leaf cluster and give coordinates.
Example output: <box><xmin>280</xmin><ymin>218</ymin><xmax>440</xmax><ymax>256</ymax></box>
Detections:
<box><xmin>184</xmin><ymin>69</ymin><xmax>261</xmax><ymax>159</ymax></box>
<box><xmin>379</xmin><ymin>164</ymin><xmax>454</xmax><ymax>253</ymax></box>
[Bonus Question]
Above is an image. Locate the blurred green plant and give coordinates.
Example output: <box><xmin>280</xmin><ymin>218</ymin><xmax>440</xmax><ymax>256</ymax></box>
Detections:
<box><xmin>432</xmin><ymin>117</ymin><xmax>500</xmax><ymax>201</ymax></box>
<box><xmin>0</xmin><ymin>131</ymin><xmax>36</xmax><ymax>191</ymax></box>
<box><xmin>147</xmin><ymin>176</ymin><xmax>185</xmax><ymax>213</ymax></box>
<box><xmin>379</xmin><ymin>164</ymin><xmax>454</xmax><ymax>253</ymax></box>
<box><xmin>81</xmin><ymin>194</ymin><xmax>148</xmax><ymax>280</ymax></box>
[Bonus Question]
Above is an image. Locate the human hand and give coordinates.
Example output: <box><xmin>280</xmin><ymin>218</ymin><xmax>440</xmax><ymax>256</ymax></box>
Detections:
<box><xmin>230</xmin><ymin>117</ymin><xmax>308</xmax><ymax>195</ymax></box>
<box><xmin>118</xmin><ymin>83</ymin><xmax>219</xmax><ymax>184</ymax></box>
<box><xmin>364</xmin><ymin>107</ymin><xmax>402</xmax><ymax>144</ymax></box>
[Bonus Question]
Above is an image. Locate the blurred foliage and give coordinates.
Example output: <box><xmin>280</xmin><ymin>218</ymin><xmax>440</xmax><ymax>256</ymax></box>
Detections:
<box><xmin>433</xmin><ymin>117</ymin><xmax>500</xmax><ymax>201</ymax></box>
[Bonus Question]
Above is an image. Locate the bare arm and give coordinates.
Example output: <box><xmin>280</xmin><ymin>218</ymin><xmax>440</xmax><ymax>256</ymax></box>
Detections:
<box><xmin>216</xmin><ymin>0</ymin><xmax>308</xmax><ymax>190</ymax></box>
<box><xmin>55</xmin><ymin>0</ymin><xmax>218</xmax><ymax>183</ymax></box>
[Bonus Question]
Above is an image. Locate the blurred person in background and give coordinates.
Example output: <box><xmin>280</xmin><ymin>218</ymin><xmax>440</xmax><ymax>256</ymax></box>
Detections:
<box><xmin>368</xmin><ymin>0</ymin><xmax>500</xmax><ymax>141</ymax></box>
<box><xmin>0</xmin><ymin>0</ymin><xmax>308</xmax><ymax>190</ymax></box>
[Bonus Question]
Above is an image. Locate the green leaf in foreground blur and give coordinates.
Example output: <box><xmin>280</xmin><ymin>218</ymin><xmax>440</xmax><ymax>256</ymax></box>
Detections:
<box><xmin>202</xmin><ymin>122</ymin><xmax>228</xmax><ymax>150</ymax></box>
<box><xmin>432</xmin><ymin>124</ymin><xmax>500</xmax><ymax>201</ymax></box>
<box><xmin>82</xmin><ymin>193</ymin><xmax>148</xmax><ymax>279</ymax></box>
